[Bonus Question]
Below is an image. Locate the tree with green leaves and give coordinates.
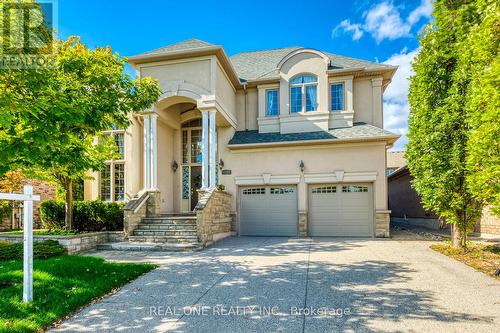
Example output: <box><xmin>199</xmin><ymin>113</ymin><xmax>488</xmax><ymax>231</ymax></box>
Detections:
<box><xmin>463</xmin><ymin>0</ymin><xmax>500</xmax><ymax>216</ymax></box>
<box><xmin>0</xmin><ymin>37</ymin><xmax>161</xmax><ymax>229</ymax></box>
<box><xmin>407</xmin><ymin>0</ymin><xmax>499</xmax><ymax>248</ymax></box>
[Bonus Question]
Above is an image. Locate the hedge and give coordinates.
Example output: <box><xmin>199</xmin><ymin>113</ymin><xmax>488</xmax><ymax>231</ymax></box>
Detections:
<box><xmin>0</xmin><ymin>201</ymin><xmax>12</xmax><ymax>220</ymax></box>
<box><xmin>0</xmin><ymin>240</ymin><xmax>65</xmax><ymax>261</ymax></box>
<box><xmin>40</xmin><ymin>200</ymin><xmax>124</xmax><ymax>232</ymax></box>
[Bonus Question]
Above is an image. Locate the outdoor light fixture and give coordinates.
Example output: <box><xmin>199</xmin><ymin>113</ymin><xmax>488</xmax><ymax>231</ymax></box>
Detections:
<box><xmin>299</xmin><ymin>160</ymin><xmax>305</xmax><ymax>172</ymax></box>
<box><xmin>219</xmin><ymin>158</ymin><xmax>225</xmax><ymax>170</ymax></box>
<box><xmin>171</xmin><ymin>160</ymin><xmax>178</xmax><ymax>172</ymax></box>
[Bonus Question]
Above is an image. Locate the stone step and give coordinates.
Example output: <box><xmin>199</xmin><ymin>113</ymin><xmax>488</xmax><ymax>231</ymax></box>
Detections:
<box><xmin>136</xmin><ymin>223</ymin><xmax>197</xmax><ymax>231</ymax></box>
<box><xmin>159</xmin><ymin>212</ymin><xmax>196</xmax><ymax>217</ymax></box>
<box><xmin>142</xmin><ymin>217</ymin><xmax>197</xmax><ymax>224</ymax></box>
<box><xmin>97</xmin><ymin>242</ymin><xmax>202</xmax><ymax>252</ymax></box>
<box><xmin>128</xmin><ymin>235</ymin><xmax>199</xmax><ymax>243</ymax></box>
<box><xmin>133</xmin><ymin>230</ymin><xmax>198</xmax><ymax>237</ymax></box>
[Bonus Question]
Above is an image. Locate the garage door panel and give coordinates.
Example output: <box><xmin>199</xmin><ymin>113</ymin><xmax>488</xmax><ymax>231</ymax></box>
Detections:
<box><xmin>240</xmin><ymin>186</ymin><xmax>297</xmax><ymax>236</ymax></box>
<box><xmin>309</xmin><ymin>184</ymin><xmax>373</xmax><ymax>237</ymax></box>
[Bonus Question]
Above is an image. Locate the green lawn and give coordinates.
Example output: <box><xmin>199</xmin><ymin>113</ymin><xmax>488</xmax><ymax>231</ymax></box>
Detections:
<box><xmin>0</xmin><ymin>256</ymin><xmax>156</xmax><ymax>332</ymax></box>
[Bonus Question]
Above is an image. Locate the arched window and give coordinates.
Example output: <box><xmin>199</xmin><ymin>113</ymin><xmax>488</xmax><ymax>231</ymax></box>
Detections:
<box><xmin>290</xmin><ymin>74</ymin><xmax>318</xmax><ymax>113</ymax></box>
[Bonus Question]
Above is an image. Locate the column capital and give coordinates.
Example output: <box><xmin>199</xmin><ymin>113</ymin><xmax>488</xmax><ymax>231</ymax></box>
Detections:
<box><xmin>371</xmin><ymin>77</ymin><xmax>383</xmax><ymax>87</ymax></box>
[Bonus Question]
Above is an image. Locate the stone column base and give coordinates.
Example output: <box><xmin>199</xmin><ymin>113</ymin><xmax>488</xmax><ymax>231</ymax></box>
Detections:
<box><xmin>298</xmin><ymin>211</ymin><xmax>308</xmax><ymax>237</ymax></box>
<box><xmin>375</xmin><ymin>210</ymin><xmax>391</xmax><ymax>237</ymax></box>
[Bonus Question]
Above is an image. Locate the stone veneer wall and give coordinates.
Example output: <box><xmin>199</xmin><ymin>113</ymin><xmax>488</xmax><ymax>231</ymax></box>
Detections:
<box><xmin>123</xmin><ymin>190</ymin><xmax>160</xmax><ymax>237</ymax></box>
<box><xmin>0</xmin><ymin>178</ymin><xmax>56</xmax><ymax>230</ymax></box>
<box><xmin>476</xmin><ymin>206</ymin><xmax>500</xmax><ymax>235</ymax></box>
<box><xmin>196</xmin><ymin>189</ymin><xmax>232</xmax><ymax>247</ymax></box>
<box><xmin>0</xmin><ymin>231</ymin><xmax>124</xmax><ymax>254</ymax></box>
<box><xmin>375</xmin><ymin>210</ymin><xmax>390</xmax><ymax>237</ymax></box>
<box><xmin>298</xmin><ymin>212</ymin><xmax>308</xmax><ymax>237</ymax></box>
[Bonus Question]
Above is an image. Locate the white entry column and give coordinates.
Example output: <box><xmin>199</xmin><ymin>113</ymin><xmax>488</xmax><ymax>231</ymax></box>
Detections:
<box><xmin>209</xmin><ymin>110</ymin><xmax>217</xmax><ymax>188</ymax></box>
<box><xmin>201</xmin><ymin>110</ymin><xmax>210</xmax><ymax>189</ymax></box>
<box><xmin>143</xmin><ymin>113</ymin><xmax>158</xmax><ymax>190</ymax></box>
<box><xmin>143</xmin><ymin>114</ymin><xmax>151</xmax><ymax>189</ymax></box>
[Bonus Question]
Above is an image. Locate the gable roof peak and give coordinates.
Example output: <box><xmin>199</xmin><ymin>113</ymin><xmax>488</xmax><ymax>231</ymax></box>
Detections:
<box><xmin>130</xmin><ymin>38</ymin><xmax>216</xmax><ymax>59</ymax></box>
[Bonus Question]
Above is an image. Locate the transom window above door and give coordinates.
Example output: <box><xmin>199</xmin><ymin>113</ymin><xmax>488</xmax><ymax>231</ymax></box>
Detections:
<box><xmin>290</xmin><ymin>74</ymin><xmax>317</xmax><ymax>113</ymax></box>
<box><xmin>182</xmin><ymin>119</ymin><xmax>202</xmax><ymax>164</ymax></box>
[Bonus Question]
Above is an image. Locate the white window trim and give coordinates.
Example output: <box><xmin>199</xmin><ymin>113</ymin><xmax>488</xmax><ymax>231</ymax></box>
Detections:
<box><xmin>289</xmin><ymin>74</ymin><xmax>318</xmax><ymax>114</ymax></box>
<box><xmin>328</xmin><ymin>75</ymin><xmax>353</xmax><ymax>113</ymax></box>
<box><xmin>329</xmin><ymin>82</ymin><xmax>346</xmax><ymax>112</ymax></box>
<box><xmin>265</xmin><ymin>88</ymin><xmax>280</xmax><ymax>117</ymax></box>
<box><xmin>100</xmin><ymin>130</ymin><xmax>126</xmax><ymax>202</ymax></box>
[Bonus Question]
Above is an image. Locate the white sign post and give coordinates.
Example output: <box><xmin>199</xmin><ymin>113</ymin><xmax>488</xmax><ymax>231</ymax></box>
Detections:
<box><xmin>0</xmin><ymin>185</ymin><xmax>40</xmax><ymax>303</ymax></box>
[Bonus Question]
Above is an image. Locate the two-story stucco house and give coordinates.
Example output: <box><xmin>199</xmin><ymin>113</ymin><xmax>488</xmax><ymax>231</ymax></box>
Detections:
<box><xmin>84</xmin><ymin>39</ymin><xmax>399</xmax><ymax>244</ymax></box>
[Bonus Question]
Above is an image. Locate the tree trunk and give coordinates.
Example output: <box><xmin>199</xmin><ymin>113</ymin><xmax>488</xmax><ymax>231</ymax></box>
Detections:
<box><xmin>451</xmin><ymin>224</ymin><xmax>462</xmax><ymax>248</ymax></box>
<box><xmin>65</xmin><ymin>178</ymin><xmax>73</xmax><ymax>230</ymax></box>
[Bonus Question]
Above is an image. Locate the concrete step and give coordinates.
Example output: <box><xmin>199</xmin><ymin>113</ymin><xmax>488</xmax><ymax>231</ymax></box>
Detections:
<box><xmin>97</xmin><ymin>242</ymin><xmax>202</xmax><ymax>252</ymax></box>
<box><xmin>128</xmin><ymin>235</ymin><xmax>199</xmax><ymax>243</ymax></box>
<box><xmin>133</xmin><ymin>230</ymin><xmax>198</xmax><ymax>237</ymax></box>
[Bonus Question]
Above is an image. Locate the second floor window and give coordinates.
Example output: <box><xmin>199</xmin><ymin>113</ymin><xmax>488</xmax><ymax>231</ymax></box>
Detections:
<box><xmin>266</xmin><ymin>89</ymin><xmax>279</xmax><ymax>116</ymax></box>
<box><xmin>290</xmin><ymin>74</ymin><xmax>317</xmax><ymax>113</ymax></box>
<box><xmin>331</xmin><ymin>83</ymin><xmax>344</xmax><ymax>111</ymax></box>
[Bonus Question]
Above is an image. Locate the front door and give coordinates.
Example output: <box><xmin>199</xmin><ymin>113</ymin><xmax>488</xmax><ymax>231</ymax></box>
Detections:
<box><xmin>181</xmin><ymin>119</ymin><xmax>203</xmax><ymax>211</ymax></box>
<box><xmin>190</xmin><ymin>166</ymin><xmax>202</xmax><ymax>210</ymax></box>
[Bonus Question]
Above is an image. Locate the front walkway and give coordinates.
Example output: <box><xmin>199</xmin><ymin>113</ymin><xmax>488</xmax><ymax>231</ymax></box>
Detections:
<box><xmin>50</xmin><ymin>237</ymin><xmax>500</xmax><ymax>332</ymax></box>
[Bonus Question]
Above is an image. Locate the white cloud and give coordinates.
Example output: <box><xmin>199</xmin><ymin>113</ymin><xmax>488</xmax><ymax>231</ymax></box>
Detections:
<box><xmin>383</xmin><ymin>48</ymin><xmax>419</xmax><ymax>151</ymax></box>
<box><xmin>332</xmin><ymin>20</ymin><xmax>364</xmax><ymax>40</ymax></box>
<box><xmin>363</xmin><ymin>2</ymin><xmax>411</xmax><ymax>42</ymax></box>
<box><xmin>332</xmin><ymin>0</ymin><xmax>434</xmax><ymax>42</ymax></box>
<box><xmin>407</xmin><ymin>0</ymin><xmax>434</xmax><ymax>25</ymax></box>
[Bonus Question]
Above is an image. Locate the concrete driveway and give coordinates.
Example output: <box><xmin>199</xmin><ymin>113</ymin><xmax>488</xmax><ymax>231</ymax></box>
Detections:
<box><xmin>51</xmin><ymin>237</ymin><xmax>500</xmax><ymax>333</ymax></box>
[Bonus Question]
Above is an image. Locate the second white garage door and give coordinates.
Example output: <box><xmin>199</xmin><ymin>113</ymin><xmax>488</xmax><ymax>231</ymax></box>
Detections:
<box><xmin>240</xmin><ymin>186</ymin><xmax>298</xmax><ymax>236</ymax></box>
<box><xmin>309</xmin><ymin>184</ymin><xmax>373</xmax><ymax>237</ymax></box>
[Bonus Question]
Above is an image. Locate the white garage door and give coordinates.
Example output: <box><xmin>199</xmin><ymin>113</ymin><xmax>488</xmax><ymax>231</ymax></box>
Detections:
<box><xmin>309</xmin><ymin>184</ymin><xmax>373</xmax><ymax>237</ymax></box>
<box><xmin>240</xmin><ymin>186</ymin><xmax>298</xmax><ymax>236</ymax></box>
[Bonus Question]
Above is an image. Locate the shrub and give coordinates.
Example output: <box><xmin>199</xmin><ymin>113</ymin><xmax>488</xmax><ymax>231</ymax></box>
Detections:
<box><xmin>39</xmin><ymin>200</ymin><xmax>65</xmax><ymax>229</ymax></box>
<box><xmin>0</xmin><ymin>200</ymin><xmax>12</xmax><ymax>220</ymax></box>
<box><xmin>40</xmin><ymin>200</ymin><xmax>124</xmax><ymax>232</ymax></box>
<box><xmin>0</xmin><ymin>240</ymin><xmax>65</xmax><ymax>261</ymax></box>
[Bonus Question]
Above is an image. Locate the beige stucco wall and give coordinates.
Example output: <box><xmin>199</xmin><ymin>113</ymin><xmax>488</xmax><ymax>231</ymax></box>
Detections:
<box><xmin>235</xmin><ymin>88</ymin><xmax>258</xmax><ymax>131</ymax></box>
<box><xmin>157</xmin><ymin>120</ymin><xmax>175</xmax><ymax>212</ymax></box>
<box><xmin>215</xmin><ymin>61</ymin><xmax>236</xmax><ymax>123</ymax></box>
<box><xmin>217</xmin><ymin>127</ymin><xmax>388</xmax><ymax>215</ymax></box>
<box><xmin>353</xmin><ymin>78</ymin><xmax>373</xmax><ymax>124</ymax></box>
<box><xmin>140</xmin><ymin>57</ymin><xmax>213</xmax><ymax>95</ymax></box>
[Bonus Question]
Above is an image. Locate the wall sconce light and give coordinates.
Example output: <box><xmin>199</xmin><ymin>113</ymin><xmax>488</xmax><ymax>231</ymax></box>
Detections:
<box><xmin>299</xmin><ymin>160</ymin><xmax>305</xmax><ymax>173</ymax></box>
<box><xmin>171</xmin><ymin>160</ymin><xmax>178</xmax><ymax>173</ymax></box>
<box><xmin>219</xmin><ymin>158</ymin><xmax>225</xmax><ymax>170</ymax></box>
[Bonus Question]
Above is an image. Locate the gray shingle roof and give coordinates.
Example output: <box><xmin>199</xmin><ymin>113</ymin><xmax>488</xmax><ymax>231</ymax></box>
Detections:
<box><xmin>230</xmin><ymin>47</ymin><xmax>394</xmax><ymax>81</ymax></box>
<box><xmin>131</xmin><ymin>38</ymin><xmax>215</xmax><ymax>58</ymax></box>
<box><xmin>228</xmin><ymin>122</ymin><xmax>398</xmax><ymax>147</ymax></box>
<box><xmin>130</xmin><ymin>39</ymin><xmax>395</xmax><ymax>82</ymax></box>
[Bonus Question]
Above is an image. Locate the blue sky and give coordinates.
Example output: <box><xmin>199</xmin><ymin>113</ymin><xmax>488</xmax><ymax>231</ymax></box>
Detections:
<box><xmin>57</xmin><ymin>0</ymin><xmax>434</xmax><ymax>150</ymax></box>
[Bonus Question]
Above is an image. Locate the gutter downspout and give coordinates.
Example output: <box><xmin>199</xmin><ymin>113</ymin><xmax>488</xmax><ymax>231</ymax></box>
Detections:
<box><xmin>243</xmin><ymin>82</ymin><xmax>248</xmax><ymax>131</ymax></box>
